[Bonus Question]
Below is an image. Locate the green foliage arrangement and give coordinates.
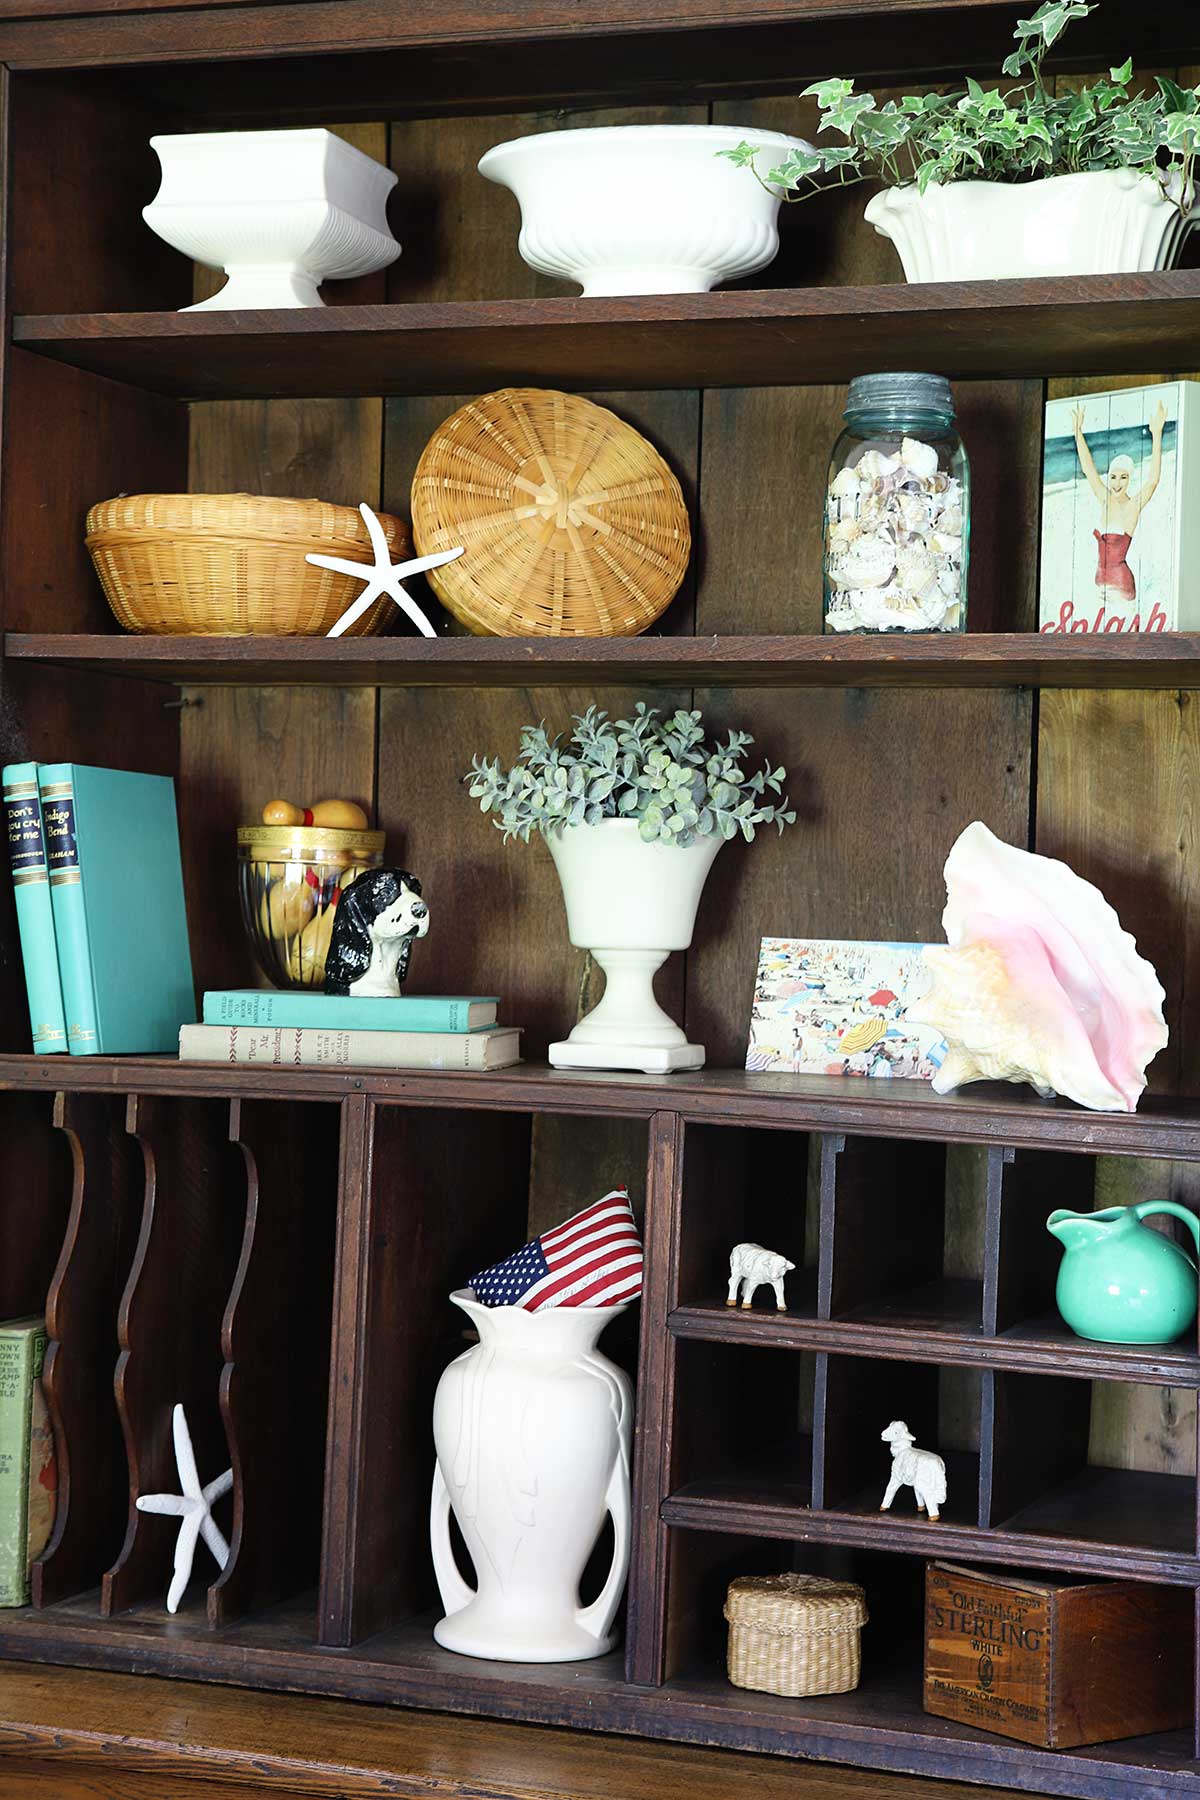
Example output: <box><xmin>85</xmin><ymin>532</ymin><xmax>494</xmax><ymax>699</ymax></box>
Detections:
<box><xmin>721</xmin><ymin>1</ymin><xmax>1200</xmax><ymax>212</ymax></box>
<box><xmin>465</xmin><ymin>704</ymin><xmax>796</xmax><ymax>848</ymax></box>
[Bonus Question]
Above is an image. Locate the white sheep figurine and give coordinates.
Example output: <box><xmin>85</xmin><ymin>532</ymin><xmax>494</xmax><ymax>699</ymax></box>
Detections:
<box><xmin>880</xmin><ymin>1420</ymin><xmax>946</xmax><ymax>1522</ymax></box>
<box><xmin>726</xmin><ymin>1242</ymin><xmax>795</xmax><ymax>1312</ymax></box>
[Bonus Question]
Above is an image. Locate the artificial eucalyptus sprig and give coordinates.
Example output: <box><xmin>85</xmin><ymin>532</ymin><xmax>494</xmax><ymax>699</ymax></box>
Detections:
<box><xmin>465</xmin><ymin>704</ymin><xmax>795</xmax><ymax>848</ymax></box>
<box><xmin>721</xmin><ymin>1</ymin><xmax>1200</xmax><ymax>214</ymax></box>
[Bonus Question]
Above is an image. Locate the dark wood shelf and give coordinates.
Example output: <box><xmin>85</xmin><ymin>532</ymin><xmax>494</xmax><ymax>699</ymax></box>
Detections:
<box><xmin>997</xmin><ymin>1466</ymin><xmax>1198</xmax><ymax>1558</ymax></box>
<box><xmin>0</xmin><ymin>1599</ymin><xmax>1195</xmax><ymax>1796</ymax></box>
<box><xmin>669</xmin><ymin>1299</ymin><xmax>1200</xmax><ymax>1385</ymax></box>
<box><xmin>9</xmin><ymin>631</ymin><xmax>1200</xmax><ymax>690</ymax></box>
<box><xmin>15</xmin><ymin>273</ymin><xmax>1200</xmax><ymax>400</ymax></box>
<box><xmin>3</xmin><ymin>1055</ymin><xmax>1200</xmax><ymax>1157</ymax></box>
<box><xmin>659</xmin><ymin>1489</ymin><xmax>1200</xmax><ymax>1586</ymax></box>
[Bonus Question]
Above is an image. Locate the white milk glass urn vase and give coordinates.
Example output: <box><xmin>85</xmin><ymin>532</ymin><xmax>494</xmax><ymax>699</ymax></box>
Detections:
<box><xmin>143</xmin><ymin>129</ymin><xmax>401</xmax><ymax>311</ymax></box>
<box><xmin>546</xmin><ymin>818</ymin><xmax>722</xmax><ymax>1074</ymax></box>
<box><xmin>431</xmin><ymin>1290</ymin><xmax>633</xmax><ymax>1662</ymax></box>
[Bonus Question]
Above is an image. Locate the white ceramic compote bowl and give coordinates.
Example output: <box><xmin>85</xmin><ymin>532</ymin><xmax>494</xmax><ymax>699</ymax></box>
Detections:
<box><xmin>478</xmin><ymin>124</ymin><xmax>813</xmax><ymax>296</ymax></box>
<box><xmin>143</xmin><ymin>128</ymin><xmax>401</xmax><ymax>310</ymax></box>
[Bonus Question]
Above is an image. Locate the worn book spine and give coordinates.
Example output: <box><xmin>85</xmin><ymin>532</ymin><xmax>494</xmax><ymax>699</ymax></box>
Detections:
<box><xmin>38</xmin><ymin>763</ymin><xmax>98</xmax><ymax>1055</ymax></box>
<box><xmin>202</xmin><ymin>990</ymin><xmax>497</xmax><ymax>1033</ymax></box>
<box><xmin>180</xmin><ymin>1023</ymin><xmax>521</xmax><ymax>1071</ymax></box>
<box><xmin>2</xmin><ymin>763</ymin><xmax>67</xmax><ymax>1054</ymax></box>
<box><xmin>0</xmin><ymin>1319</ymin><xmax>47</xmax><ymax>1607</ymax></box>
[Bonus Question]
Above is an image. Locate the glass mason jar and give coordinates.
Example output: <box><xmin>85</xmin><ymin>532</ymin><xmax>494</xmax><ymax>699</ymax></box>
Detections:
<box><xmin>823</xmin><ymin>372</ymin><xmax>970</xmax><ymax>635</ymax></box>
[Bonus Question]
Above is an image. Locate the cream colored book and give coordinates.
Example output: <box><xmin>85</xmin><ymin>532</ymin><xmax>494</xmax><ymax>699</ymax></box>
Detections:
<box><xmin>179</xmin><ymin>1022</ymin><xmax>521</xmax><ymax>1071</ymax></box>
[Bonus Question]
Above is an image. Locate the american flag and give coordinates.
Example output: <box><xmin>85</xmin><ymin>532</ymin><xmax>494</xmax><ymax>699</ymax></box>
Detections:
<box><xmin>469</xmin><ymin>1188</ymin><xmax>643</xmax><ymax>1312</ymax></box>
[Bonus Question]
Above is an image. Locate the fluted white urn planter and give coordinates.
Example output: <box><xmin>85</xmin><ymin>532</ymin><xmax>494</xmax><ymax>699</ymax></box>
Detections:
<box><xmin>865</xmin><ymin>169</ymin><xmax>1198</xmax><ymax>282</ymax></box>
<box><xmin>431</xmin><ymin>1291</ymin><xmax>632</xmax><ymax>1663</ymax></box>
<box><xmin>143</xmin><ymin>129</ymin><xmax>401</xmax><ymax>311</ymax></box>
<box><xmin>546</xmin><ymin>818</ymin><xmax>722</xmax><ymax>1074</ymax></box>
<box><xmin>478</xmin><ymin>124</ymin><xmax>813</xmax><ymax>296</ymax></box>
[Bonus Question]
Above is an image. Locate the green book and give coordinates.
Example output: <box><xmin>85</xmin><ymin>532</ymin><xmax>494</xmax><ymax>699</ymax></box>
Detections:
<box><xmin>0</xmin><ymin>1317</ymin><xmax>46</xmax><ymax>1607</ymax></box>
<box><xmin>2</xmin><ymin>763</ymin><xmax>67</xmax><ymax>1054</ymax></box>
<box><xmin>202</xmin><ymin>990</ymin><xmax>498</xmax><ymax>1032</ymax></box>
<box><xmin>39</xmin><ymin>764</ymin><xmax>196</xmax><ymax>1055</ymax></box>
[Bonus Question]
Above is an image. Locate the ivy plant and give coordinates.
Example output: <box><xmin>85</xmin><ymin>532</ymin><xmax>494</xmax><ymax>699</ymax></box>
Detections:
<box><xmin>465</xmin><ymin>704</ymin><xmax>796</xmax><ymax>848</ymax></box>
<box><xmin>721</xmin><ymin>2</ymin><xmax>1200</xmax><ymax>213</ymax></box>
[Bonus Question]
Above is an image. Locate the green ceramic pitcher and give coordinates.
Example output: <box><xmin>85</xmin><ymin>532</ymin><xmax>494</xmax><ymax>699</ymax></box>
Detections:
<box><xmin>1047</xmin><ymin>1202</ymin><xmax>1200</xmax><ymax>1344</ymax></box>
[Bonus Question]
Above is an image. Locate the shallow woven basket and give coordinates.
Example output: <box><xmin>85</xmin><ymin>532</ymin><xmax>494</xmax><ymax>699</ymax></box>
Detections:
<box><xmin>410</xmin><ymin>387</ymin><xmax>690</xmax><ymax>637</ymax></box>
<box><xmin>85</xmin><ymin>493</ymin><xmax>410</xmax><ymax>636</ymax></box>
<box><xmin>725</xmin><ymin>1574</ymin><xmax>867</xmax><ymax>1698</ymax></box>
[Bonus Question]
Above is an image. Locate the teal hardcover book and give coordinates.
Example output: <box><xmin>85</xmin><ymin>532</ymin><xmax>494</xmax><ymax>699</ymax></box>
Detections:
<box><xmin>202</xmin><ymin>991</ymin><xmax>498</xmax><ymax>1032</ymax></box>
<box><xmin>39</xmin><ymin>764</ymin><xmax>195</xmax><ymax>1055</ymax></box>
<box><xmin>2</xmin><ymin>764</ymin><xmax>67</xmax><ymax>1054</ymax></box>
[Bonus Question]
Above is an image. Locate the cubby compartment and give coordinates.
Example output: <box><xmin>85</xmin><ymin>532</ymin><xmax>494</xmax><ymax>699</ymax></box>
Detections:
<box><xmin>662</xmin><ymin>1528</ymin><xmax>926</xmax><ymax>1694</ymax></box>
<box><xmin>984</xmin><ymin>1371</ymin><xmax>1198</xmax><ymax>1558</ymax></box>
<box><xmin>818</xmin><ymin>1355</ymin><xmax>983</xmax><ymax>1529</ymax></box>
<box><xmin>675</xmin><ymin>1122</ymin><xmax>816</xmax><ymax>1318</ymax></box>
<box><xmin>825</xmin><ymin>1137</ymin><xmax>987</xmax><ymax>1337</ymax></box>
<box><xmin>667</xmin><ymin>1340</ymin><xmax>817</xmax><ymax>1512</ymax></box>
<box><xmin>320</xmin><ymin>1102</ymin><xmax>648</xmax><ymax>1648</ymax></box>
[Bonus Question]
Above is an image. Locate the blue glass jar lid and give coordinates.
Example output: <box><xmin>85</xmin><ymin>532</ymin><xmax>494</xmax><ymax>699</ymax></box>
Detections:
<box><xmin>845</xmin><ymin>372</ymin><xmax>954</xmax><ymax>420</ymax></box>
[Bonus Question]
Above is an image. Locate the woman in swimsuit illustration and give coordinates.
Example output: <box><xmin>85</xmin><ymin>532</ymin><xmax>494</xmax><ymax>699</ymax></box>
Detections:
<box><xmin>1071</xmin><ymin>399</ymin><xmax>1166</xmax><ymax>609</ymax></box>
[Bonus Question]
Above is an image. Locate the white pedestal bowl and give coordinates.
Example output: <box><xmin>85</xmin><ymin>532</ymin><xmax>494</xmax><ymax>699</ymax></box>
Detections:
<box><xmin>864</xmin><ymin>169</ymin><xmax>1198</xmax><ymax>282</ymax></box>
<box><xmin>547</xmin><ymin>818</ymin><xmax>722</xmax><ymax>1074</ymax></box>
<box><xmin>478</xmin><ymin>124</ymin><xmax>814</xmax><ymax>296</ymax></box>
<box><xmin>143</xmin><ymin>129</ymin><xmax>401</xmax><ymax>311</ymax></box>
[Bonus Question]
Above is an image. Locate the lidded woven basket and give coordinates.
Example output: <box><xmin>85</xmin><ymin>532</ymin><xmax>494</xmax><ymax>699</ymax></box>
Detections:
<box><xmin>725</xmin><ymin>1574</ymin><xmax>867</xmax><ymax>1698</ymax></box>
<box><xmin>410</xmin><ymin>386</ymin><xmax>690</xmax><ymax>637</ymax></box>
<box><xmin>85</xmin><ymin>492</ymin><xmax>410</xmax><ymax>636</ymax></box>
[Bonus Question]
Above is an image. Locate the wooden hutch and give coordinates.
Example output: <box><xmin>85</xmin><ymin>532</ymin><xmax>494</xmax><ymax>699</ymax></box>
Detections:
<box><xmin>0</xmin><ymin>2</ymin><xmax>1198</xmax><ymax>1795</ymax></box>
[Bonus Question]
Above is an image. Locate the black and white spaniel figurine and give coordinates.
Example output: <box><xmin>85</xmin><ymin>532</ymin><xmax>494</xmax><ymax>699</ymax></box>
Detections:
<box><xmin>323</xmin><ymin>868</ymin><xmax>429</xmax><ymax>998</ymax></box>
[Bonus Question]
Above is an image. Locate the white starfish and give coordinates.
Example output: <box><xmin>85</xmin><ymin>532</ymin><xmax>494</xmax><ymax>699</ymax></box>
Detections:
<box><xmin>135</xmin><ymin>1403</ymin><xmax>232</xmax><ymax>1614</ymax></box>
<box><xmin>307</xmin><ymin>502</ymin><xmax>464</xmax><ymax>639</ymax></box>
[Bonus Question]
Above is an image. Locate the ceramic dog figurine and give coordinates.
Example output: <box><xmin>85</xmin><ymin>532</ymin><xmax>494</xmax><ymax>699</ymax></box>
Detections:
<box><xmin>324</xmin><ymin>868</ymin><xmax>429</xmax><ymax>997</ymax></box>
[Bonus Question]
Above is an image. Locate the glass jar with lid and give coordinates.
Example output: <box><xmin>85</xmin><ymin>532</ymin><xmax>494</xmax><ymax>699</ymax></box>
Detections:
<box><xmin>823</xmin><ymin>372</ymin><xmax>969</xmax><ymax>635</ymax></box>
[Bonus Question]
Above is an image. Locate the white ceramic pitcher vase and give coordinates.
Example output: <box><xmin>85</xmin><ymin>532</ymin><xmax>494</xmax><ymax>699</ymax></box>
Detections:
<box><xmin>431</xmin><ymin>1289</ymin><xmax>633</xmax><ymax>1662</ymax></box>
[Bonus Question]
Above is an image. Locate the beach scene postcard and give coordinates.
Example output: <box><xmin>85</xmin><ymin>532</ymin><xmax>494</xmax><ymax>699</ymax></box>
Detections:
<box><xmin>746</xmin><ymin>937</ymin><xmax>948</xmax><ymax>1080</ymax></box>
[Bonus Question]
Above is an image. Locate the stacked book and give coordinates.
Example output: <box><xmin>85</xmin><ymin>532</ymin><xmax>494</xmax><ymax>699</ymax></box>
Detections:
<box><xmin>182</xmin><ymin>990</ymin><xmax>522</xmax><ymax>1071</ymax></box>
<box><xmin>0</xmin><ymin>1316</ymin><xmax>57</xmax><ymax>1607</ymax></box>
<box><xmin>2</xmin><ymin>761</ymin><xmax>194</xmax><ymax>1055</ymax></box>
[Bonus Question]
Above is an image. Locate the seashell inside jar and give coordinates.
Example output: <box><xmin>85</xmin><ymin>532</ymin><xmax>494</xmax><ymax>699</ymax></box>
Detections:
<box><xmin>823</xmin><ymin>374</ymin><xmax>969</xmax><ymax>635</ymax></box>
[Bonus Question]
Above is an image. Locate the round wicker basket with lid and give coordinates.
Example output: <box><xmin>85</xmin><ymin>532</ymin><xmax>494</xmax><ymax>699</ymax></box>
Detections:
<box><xmin>85</xmin><ymin>492</ymin><xmax>410</xmax><ymax>636</ymax></box>
<box><xmin>724</xmin><ymin>1573</ymin><xmax>868</xmax><ymax>1697</ymax></box>
<box><xmin>410</xmin><ymin>386</ymin><xmax>690</xmax><ymax>637</ymax></box>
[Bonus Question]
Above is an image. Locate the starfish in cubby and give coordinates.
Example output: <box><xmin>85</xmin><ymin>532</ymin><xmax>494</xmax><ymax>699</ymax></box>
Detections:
<box><xmin>135</xmin><ymin>1403</ymin><xmax>233</xmax><ymax>1614</ymax></box>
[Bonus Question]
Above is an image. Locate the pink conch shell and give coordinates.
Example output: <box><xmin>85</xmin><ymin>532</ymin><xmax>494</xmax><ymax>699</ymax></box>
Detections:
<box><xmin>908</xmin><ymin>822</ymin><xmax>1167</xmax><ymax>1112</ymax></box>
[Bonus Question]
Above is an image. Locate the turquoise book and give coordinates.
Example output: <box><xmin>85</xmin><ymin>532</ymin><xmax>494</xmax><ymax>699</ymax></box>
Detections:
<box><xmin>39</xmin><ymin>765</ymin><xmax>195</xmax><ymax>1055</ymax></box>
<box><xmin>2</xmin><ymin>764</ymin><xmax>67</xmax><ymax>1054</ymax></box>
<box><xmin>203</xmin><ymin>990</ymin><xmax>498</xmax><ymax>1032</ymax></box>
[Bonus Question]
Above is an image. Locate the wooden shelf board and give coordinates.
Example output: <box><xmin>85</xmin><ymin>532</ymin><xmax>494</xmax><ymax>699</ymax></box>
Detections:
<box><xmin>659</xmin><ymin>1490</ymin><xmax>1200</xmax><ymax>1585</ymax></box>
<box><xmin>14</xmin><ymin>274</ymin><xmax>1200</xmax><ymax>399</ymax></box>
<box><xmin>996</xmin><ymin>1465</ymin><xmax>1198</xmax><ymax>1558</ymax></box>
<box><xmin>674</xmin><ymin>1436</ymin><xmax>815</xmax><ymax>1513</ymax></box>
<box><xmin>2</xmin><ymin>1055</ymin><xmax>1199</xmax><ymax>1157</ymax></box>
<box><xmin>668</xmin><ymin>1300</ymin><xmax>1200</xmax><ymax>1384</ymax></box>
<box><xmin>0</xmin><ymin>1599</ymin><xmax>1194</xmax><ymax>1798</ymax></box>
<box><xmin>9</xmin><ymin>631</ymin><xmax>1200</xmax><ymax>689</ymax></box>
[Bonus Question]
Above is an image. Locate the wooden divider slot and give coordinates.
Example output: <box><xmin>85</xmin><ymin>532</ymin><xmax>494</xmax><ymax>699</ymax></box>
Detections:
<box><xmin>319</xmin><ymin>1099</ymin><xmax>534</xmax><ymax>1649</ymax></box>
<box><xmin>32</xmin><ymin>1092</ymin><xmax>141</xmax><ymax>1608</ymax></box>
<box><xmin>102</xmin><ymin>1094</ymin><xmax>245</xmax><ymax>1618</ymax></box>
<box><xmin>208</xmin><ymin>1097</ymin><xmax>339</xmax><ymax>1628</ymax></box>
<box><xmin>673</xmin><ymin>1121</ymin><xmax>816</xmax><ymax>1318</ymax></box>
<box><xmin>626</xmin><ymin>1109</ymin><xmax>684</xmax><ymax>1688</ymax></box>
